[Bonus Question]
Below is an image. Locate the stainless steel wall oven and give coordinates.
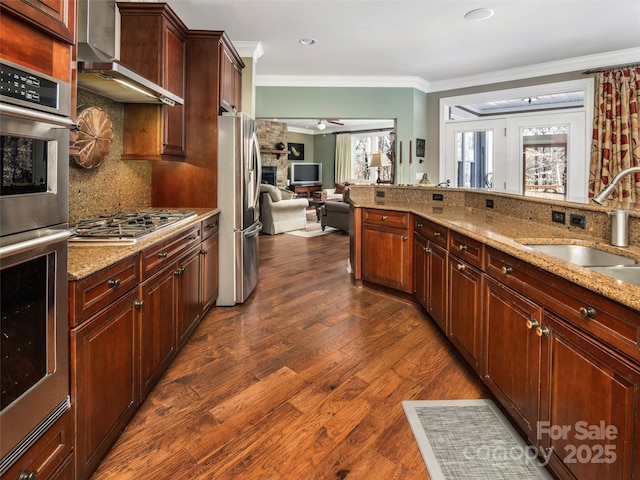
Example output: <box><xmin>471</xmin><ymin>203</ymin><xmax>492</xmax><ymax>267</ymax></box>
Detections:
<box><xmin>0</xmin><ymin>59</ymin><xmax>74</xmax><ymax>474</ymax></box>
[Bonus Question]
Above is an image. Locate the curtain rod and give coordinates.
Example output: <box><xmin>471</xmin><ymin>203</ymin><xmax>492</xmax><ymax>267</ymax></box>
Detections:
<box><xmin>583</xmin><ymin>62</ymin><xmax>640</xmax><ymax>74</ymax></box>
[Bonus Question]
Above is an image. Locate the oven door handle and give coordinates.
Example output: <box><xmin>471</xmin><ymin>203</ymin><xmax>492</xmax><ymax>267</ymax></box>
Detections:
<box><xmin>0</xmin><ymin>104</ymin><xmax>77</xmax><ymax>129</ymax></box>
<box><xmin>0</xmin><ymin>230</ymin><xmax>74</xmax><ymax>258</ymax></box>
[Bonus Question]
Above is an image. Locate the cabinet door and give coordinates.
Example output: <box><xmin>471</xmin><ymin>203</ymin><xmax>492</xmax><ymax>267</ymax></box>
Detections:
<box><xmin>426</xmin><ymin>242</ymin><xmax>448</xmax><ymax>331</ymax></box>
<box><xmin>362</xmin><ymin>224</ymin><xmax>412</xmax><ymax>292</ymax></box>
<box><xmin>139</xmin><ymin>267</ymin><xmax>176</xmax><ymax>400</ymax></box>
<box><xmin>483</xmin><ymin>276</ymin><xmax>541</xmax><ymax>439</ymax></box>
<box><xmin>72</xmin><ymin>290</ymin><xmax>138</xmax><ymax>480</ymax></box>
<box><xmin>413</xmin><ymin>233</ymin><xmax>428</xmax><ymax>308</ymax></box>
<box><xmin>201</xmin><ymin>232</ymin><xmax>219</xmax><ymax>314</ymax></box>
<box><xmin>447</xmin><ymin>256</ymin><xmax>483</xmax><ymax>372</ymax></box>
<box><xmin>176</xmin><ymin>248</ymin><xmax>202</xmax><ymax>349</ymax></box>
<box><xmin>220</xmin><ymin>46</ymin><xmax>241</xmax><ymax>111</ymax></box>
<box><xmin>0</xmin><ymin>0</ymin><xmax>75</xmax><ymax>44</ymax></box>
<box><xmin>539</xmin><ymin>313</ymin><xmax>640</xmax><ymax>480</ymax></box>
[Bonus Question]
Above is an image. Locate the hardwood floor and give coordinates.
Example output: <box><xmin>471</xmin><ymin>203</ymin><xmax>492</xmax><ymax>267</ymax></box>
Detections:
<box><xmin>91</xmin><ymin>231</ymin><xmax>487</xmax><ymax>479</ymax></box>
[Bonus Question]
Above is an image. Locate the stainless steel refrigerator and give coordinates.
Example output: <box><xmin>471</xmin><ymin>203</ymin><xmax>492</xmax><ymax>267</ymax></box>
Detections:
<box><xmin>217</xmin><ymin>112</ymin><xmax>262</xmax><ymax>306</ymax></box>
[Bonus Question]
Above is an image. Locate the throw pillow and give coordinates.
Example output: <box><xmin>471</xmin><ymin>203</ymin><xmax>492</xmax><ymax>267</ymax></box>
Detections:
<box><xmin>334</xmin><ymin>182</ymin><xmax>349</xmax><ymax>194</ymax></box>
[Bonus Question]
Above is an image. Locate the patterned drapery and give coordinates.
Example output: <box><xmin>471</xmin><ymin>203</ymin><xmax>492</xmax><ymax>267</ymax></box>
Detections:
<box><xmin>588</xmin><ymin>67</ymin><xmax>640</xmax><ymax>203</ymax></box>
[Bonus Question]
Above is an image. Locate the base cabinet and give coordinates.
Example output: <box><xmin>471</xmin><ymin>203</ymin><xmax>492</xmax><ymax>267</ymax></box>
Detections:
<box><xmin>72</xmin><ymin>289</ymin><xmax>138</xmax><ymax>480</ymax></box>
<box><xmin>176</xmin><ymin>247</ymin><xmax>202</xmax><ymax>349</ymax></box>
<box><xmin>414</xmin><ymin>232</ymin><xmax>448</xmax><ymax>330</ymax></box>
<box><xmin>200</xmin><ymin>217</ymin><xmax>219</xmax><ymax>314</ymax></box>
<box><xmin>539</xmin><ymin>312</ymin><xmax>640</xmax><ymax>480</ymax></box>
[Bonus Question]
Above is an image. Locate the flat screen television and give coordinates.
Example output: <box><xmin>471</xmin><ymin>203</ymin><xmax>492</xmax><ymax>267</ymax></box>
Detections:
<box><xmin>290</xmin><ymin>162</ymin><xmax>322</xmax><ymax>185</ymax></box>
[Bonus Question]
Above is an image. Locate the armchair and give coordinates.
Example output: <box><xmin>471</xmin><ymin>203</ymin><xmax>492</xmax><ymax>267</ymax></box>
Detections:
<box><xmin>259</xmin><ymin>184</ymin><xmax>309</xmax><ymax>235</ymax></box>
<box><xmin>320</xmin><ymin>200</ymin><xmax>350</xmax><ymax>233</ymax></box>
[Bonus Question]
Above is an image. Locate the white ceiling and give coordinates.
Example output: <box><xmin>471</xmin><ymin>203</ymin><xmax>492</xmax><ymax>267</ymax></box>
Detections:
<box><xmin>165</xmin><ymin>0</ymin><xmax>640</xmax><ymax>89</ymax></box>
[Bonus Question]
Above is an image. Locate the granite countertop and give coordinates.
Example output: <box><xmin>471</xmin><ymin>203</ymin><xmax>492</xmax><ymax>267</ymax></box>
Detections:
<box><xmin>68</xmin><ymin>209</ymin><xmax>219</xmax><ymax>281</ymax></box>
<box><xmin>352</xmin><ymin>199</ymin><xmax>640</xmax><ymax>313</ymax></box>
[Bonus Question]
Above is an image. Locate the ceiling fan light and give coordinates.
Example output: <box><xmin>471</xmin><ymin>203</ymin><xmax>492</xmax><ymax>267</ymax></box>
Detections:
<box><xmin>317</xmin><ymin>121</ymin><xmax>326</xmax><ymax>130</ymax></box>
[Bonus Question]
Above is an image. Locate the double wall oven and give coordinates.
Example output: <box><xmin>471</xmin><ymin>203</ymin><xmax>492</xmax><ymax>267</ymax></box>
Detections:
<box><xmin>0</xmin><ymin>59</ymin><xmax>74</xmax><ymax>474</ymax></box>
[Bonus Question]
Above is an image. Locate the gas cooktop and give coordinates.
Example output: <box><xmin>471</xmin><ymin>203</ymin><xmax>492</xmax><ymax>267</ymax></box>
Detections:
<box><xmin>70</xmin><ymin>209</ymin><xmax>197</xmax><ymax>245</ymax></box>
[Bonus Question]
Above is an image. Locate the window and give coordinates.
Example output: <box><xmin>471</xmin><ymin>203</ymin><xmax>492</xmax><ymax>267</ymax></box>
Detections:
<box><xmin>440</xmin><ymin>79</ymin><xmax>593</xmax><ymax>203</ymax></box>
<box><xmin>352</xmin><ymin>131</ymin><xmax>393</xmax><ymax>182</ymax></box>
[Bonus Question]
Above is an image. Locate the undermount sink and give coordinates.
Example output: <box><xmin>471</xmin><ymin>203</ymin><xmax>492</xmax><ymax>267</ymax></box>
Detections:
<box><xmin>523</xmin><ymin>244</ymin><xmax>638</xmax><ymax>267</ymax></box>
<box><xmin>588</xmin><ymin>266</ymin><xmax>640</xmax><ymax>286</ymax></box>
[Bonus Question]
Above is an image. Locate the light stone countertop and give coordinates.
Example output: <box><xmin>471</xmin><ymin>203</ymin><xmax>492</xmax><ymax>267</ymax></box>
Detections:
<box><xmin>351</xmin><ymin>198</ymin><xmax>640</xmax><ymax>313</ymax></box>
<box><xmin>68</xmin><ymin>209</ymin><xmax>219</xmax><ymax>281</ymax></box>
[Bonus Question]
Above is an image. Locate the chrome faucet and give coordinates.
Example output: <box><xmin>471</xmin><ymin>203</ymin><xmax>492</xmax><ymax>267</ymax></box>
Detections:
<box><xmin>592</xmin><ymin>166</ymin><xmax>640</xmax><ymax>205</ymax></box>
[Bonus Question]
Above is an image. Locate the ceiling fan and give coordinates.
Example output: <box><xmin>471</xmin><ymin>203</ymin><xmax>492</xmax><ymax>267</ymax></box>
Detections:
<box><xmin>316</xmin><ymin>119</ymin><xmax>344</xmax><ymax>130</ymax></box>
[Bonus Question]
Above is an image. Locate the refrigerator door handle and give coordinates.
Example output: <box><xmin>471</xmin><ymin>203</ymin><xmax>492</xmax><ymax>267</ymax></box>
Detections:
<box><xmin>250</xmin><ymin>131</ymin><xmax>262</xmax><ymax>211</ymax></box>
<box><xmin>244</xmin><ymin>221</ymin><xmax>262</xmax><ymax>238</ymax></box>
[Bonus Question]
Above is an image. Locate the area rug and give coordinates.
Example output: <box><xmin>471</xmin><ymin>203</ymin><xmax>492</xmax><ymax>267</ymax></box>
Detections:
<box><xmin>402</xmin><ymin>399</ymin><xmax>554</xmax><ymax>480</ymax></box>
<box><xmin>284</xmin><ymin>212</ymin><xmax>341</xmax><ymax>238</ymax></box>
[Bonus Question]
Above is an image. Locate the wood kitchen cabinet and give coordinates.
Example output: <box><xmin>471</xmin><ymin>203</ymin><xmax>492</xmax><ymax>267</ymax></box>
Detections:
<box><xmin>118</xmin><ymin>2</ymin><xmax>187</xmax><ymax>161</ymax></box>
<box><xmin>361</xmin><ymin>208</ymin><xmax>413</xmax><ymax>293</ymax></box>
<box><xmin>414</xmin><ymin>217</ymin><xmax>448</xmax><ymax>331</ymax></box>
<box><xmin>200</xmin><ymin>214</ymin><xmax>220</xmax><ymax>315</ymax></box>
<box><xmin>220</xmin><ymin>39</ymin><xmax>244</xmax><ymax>112</ymax></box>
<box><xmin>447</xmin><ymin>231</ymin><xmax>484</xmax><ymax>373</ymax></box>
<box><xmin>176</xmin><ymin>246</ymin><xmax>202</xmax><ymax>349</ymax></box>
<box><xmin>483</xmin><ymin>276</ymin><xmax>542</xmax><ymax>440</ymax></box>
<box><xmin>0</xmin><ymin>0</ymin><xmax>75</xmax><ymax>45</ymax></box>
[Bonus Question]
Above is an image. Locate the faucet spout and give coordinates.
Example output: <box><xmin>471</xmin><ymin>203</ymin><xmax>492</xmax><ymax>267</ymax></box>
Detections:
<box><xmin>593</xmin><ymin>166</ymin><xmax>640</xmax><ymax>205</ymax></box>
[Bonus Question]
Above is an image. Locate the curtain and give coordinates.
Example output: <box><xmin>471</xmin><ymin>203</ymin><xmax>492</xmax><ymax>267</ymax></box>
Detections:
<box><xmin>335</xmin><ymin>133</ymin><xmax>352</xmax><ymax>182</ymax></box>
<box><xmin>589</xmin><ymin>67</ymin><xmax>640</xmax><ymax>203</ymax></box>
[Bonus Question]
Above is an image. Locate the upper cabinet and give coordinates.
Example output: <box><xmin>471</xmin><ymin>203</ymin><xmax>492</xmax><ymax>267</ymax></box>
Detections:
<box><xmin>219</xmin><ymin>39</ymin><xmax>244</xmax><ymax>113</ymax></box>
<box><xmin>0</xmin><ymin>0</ymin><xmax>76</xmax><ymax>45</ymax></box>
<box><xmin>117</xmin><ymin>2</ymin><xmax>187</xmax><ymax>161</ymax></box>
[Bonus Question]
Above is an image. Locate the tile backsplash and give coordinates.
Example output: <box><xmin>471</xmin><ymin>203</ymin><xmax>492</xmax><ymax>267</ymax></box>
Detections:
<box><xmin>69</xmin><ymin>90</ymin><xmax>151</xmax><ymax>222</ymax></box>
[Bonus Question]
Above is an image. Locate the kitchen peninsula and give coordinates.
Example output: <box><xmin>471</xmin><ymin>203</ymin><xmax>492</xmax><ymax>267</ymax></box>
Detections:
<box><xmin>348</xmin><ymin>184</ymin><xmax>640</xmax><ymax>480</ymax></box>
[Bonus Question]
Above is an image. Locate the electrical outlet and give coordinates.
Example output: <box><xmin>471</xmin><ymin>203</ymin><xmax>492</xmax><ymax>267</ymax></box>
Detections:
<box><xmin>551</xmin><ymin>211</ymin><xmax>566</xmax><ymax>224</ymax></box>
<box><xmin>432</xmin><ymin>193</ymin><xmax>444</xmax><ymax>201</ymax></box>
<box><xmin>569</xmin><ymin>213</ymin><xmax>587</xmax><ymax>229</ymax></box>
<box><xmin>486</xmin><ymin>199</ymin><xmax>494</xmax><ymax>208</ymax></box>
<box><xmin>376</xmin><ymin>190</ymin><xmax>385</xmax><ymax>198</ymax></box>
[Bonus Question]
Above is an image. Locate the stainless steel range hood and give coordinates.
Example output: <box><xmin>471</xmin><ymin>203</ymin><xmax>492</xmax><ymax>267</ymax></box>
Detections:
<box><xmin>77</xmin><ymin>0</ymin><xmax>183</xmax><ymax>106</ymax></box>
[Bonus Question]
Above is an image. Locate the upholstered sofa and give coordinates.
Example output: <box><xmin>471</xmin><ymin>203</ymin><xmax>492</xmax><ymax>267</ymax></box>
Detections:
<box><xmin>321</xmin><ymin>200</ymin><xmax>350</xmax><ymax>233</ymax></box>
<box><xmin>259</xmin><ymin>184</ymin><xmax>309</xmax><ymax>235</ymax></box>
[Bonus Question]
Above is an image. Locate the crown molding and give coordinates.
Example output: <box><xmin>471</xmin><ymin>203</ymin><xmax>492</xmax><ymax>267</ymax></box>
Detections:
<box><xmin>254</xmin><ymin>48</ymin><xmax>640</xmax><ymax>93</ymax></box>
<box><xmin>233</xmin><ymin>41</ymin><xmax>264</xmax><ymax>62</ymax></box>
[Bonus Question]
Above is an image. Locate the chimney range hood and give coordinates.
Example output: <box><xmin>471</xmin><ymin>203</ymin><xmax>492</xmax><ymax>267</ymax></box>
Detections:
<box><xmin>77</xmin><ymin>0</ymin><xmax>183</xmax><ymax>106</ymax></box>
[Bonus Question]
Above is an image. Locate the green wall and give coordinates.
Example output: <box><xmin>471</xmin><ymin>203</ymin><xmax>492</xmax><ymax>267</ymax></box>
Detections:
<box><xmin>256</xmin><ymin>86</ymin><xmax>427</xmax><ymax>185</ymax></box>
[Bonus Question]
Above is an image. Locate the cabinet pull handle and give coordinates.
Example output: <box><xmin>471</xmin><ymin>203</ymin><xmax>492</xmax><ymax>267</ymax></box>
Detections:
<box><xmin>107</xmin><ymin>278</ymin><xmax>121</xmax><ymax>289</ymax></box>
<box><xmin>200</xmin><ymin>249</ymin><xmax>207</xmax><ymax>255</ymax></box>
<box><xmin>526</xmin><ymin>318</ymin><xmax>539</xmax><ymax>330</ymax></box>
<box><xmin>19</xmin><ymin>471</ymin><xmax>38</xmax><ymax>480</ymax></box>
<box><xmin>536</xmin><ymin>326</ymin><xmax>550</xmax><ymax>337</ymax></box>
<box><xmin>188</xmin><ymin>235</ymin><xmax>197</xmax><ymax>240</ymax></box>
<box><xmin>578</xmin><ymin>306</ymin><xmax>596</xmax><ymax>319</ymax></box>
<box><xmin>174</xmin><ymin>266</ymin><xmax>185</xmax><ymax>276</ymax></box>
<box><xmin>501</xmin><ymin>266</ymin><xmax>513</xmax><ymax>275</ymax></box>
<box><xmin>381</xmin><ymin>215</ymin><xmax>388</xmax><ymax>221</ymax></box>
<box><xmin>205</xmin><ymin>223</ymin><xmax>216</xmax><ymax>230</ymax></box>
<box><xmin>416</xmin><ymin>223</ymin><xmax>424</xmax><ymax>227</ymax></box>
<box><xmin>433</xmin><ymin>232</ymin><xmax>441</xmax><ymax>237</ymax></box>
<box><xmin>423</xmin><ymin>247</ymin><xmax>431</xmax><ymax>253</ymax></box>
<box><xmin>158</xmin><ymin>251</ymin><xmax>168</xmax><ymax>259</ymax></box>
<box><xmin>459</xmin><ymin>244</ymin><xmax>468</xmax><ymax>251</ymax></box>
<box><xmin>134</xmin><ymin>299</ymin><xmax>145</xmax><ymax>309</ymax></box>
<box><xmin>456</xmin><ymin>263</ymin><xmax>465</xmax><ymax>271</ymax></box>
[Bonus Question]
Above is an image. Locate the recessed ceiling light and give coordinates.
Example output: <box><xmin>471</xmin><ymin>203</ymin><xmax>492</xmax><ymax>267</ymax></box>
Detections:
<box><xmin>464</xmin><ymin>8</ymin><xmax>494</xmax><ymax>21</ymax></box>
<box><xmin>299</xmin><ymin>38</ymin><xmax>317</xmax><ymax>46</ymax></box>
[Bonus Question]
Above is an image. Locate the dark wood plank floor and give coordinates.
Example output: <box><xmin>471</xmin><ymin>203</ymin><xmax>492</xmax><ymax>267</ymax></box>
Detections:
<box><xmin>91</xmin><ymin>230</ymin><xmax>487</xmax><ymax>479</ymax></box>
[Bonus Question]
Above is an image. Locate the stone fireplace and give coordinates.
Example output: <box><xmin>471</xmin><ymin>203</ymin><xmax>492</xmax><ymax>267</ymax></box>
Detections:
<box><xmin>256</xmin><ymin>119</ymin><xmax>289</xmax><ymax>187</ymax></box>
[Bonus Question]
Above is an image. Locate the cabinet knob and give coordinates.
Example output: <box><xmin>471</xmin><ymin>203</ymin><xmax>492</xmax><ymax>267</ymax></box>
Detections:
<box><xmin>536</xmin><ymin>326</ymin><xmax>550</xmax><ymax>337</ymax></box>
<box><xmin>501</xmin><ymin>265</ymin><xmax>513</xmax><ymax>275</ymax></box>
<box><xmin>416</xmin><ymin>222</ymin><xmax>424</xmax><ymax>228</ymax></box>
<box><xmin>200</xmin><ymin>249</ymin><xmax>207</xmax><ymax>255</ymax></box>
<box><xmin>423</xmin><ymin>247</ymin><xmax>431</xmax><ymax>253</ymax></box>
<box><xmin>526</xmin><ymin>318</ymin><xmax>539</xmax><ymax>330</ymax></box>
<box><xmin>107</xmin><ymin>278</ymin><xmax>121</xmax><ymax>289</ymax></box>
<box><xmin>381</xmin><ymin>215</ymin><xmax>388</xmax><ymax>221</ymax></box>
<box><xmin>19</xmin><ymin>471</ymin><xmax>38</xmax><ymax>480</ymax></box>
<box><xmin>456</xmin><ymin>263</ymin><xmax>466</xmax><ymax>271</ymax></box>
<box><xmin>134</xmin><ymin>299</ymin><xmax>145</xmax><ymax>309</ymax></box>
<box><xmin>403</xmin><ymin>236</ymin><xmax>408</xmax><ymax>241</ymax></box>
<box><xmin>578</xmin><ymin>306</ymin><xmax>596</xmax><ymax>319</ymax></box>
<box><xmin>459</xmin><ymin>244</ymin><xmax>468</xmax><ymax>252</ymax></box>
<box><xmin>188</xmin><ymin>235</ymin><xmax>197</xmax><ymax>241</ymax></box>
<box><xmin>434</xmin><ymin>232</ymin><xmax>441</xmax><ymax>237</ymax></box>
<box><xmin>158</xmin><ymin>251</ymin><xmax>168</xmax><ymax>259</ymax></box>
<box><xmin>174</xmin><ymin>266</ymin><xmax>185</xmax><ymax>276</ymax></box>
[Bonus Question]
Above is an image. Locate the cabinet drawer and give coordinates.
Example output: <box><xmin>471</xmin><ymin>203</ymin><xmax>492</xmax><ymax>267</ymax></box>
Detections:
<box><xmin>141</xmin><ymin>224</ymin><xmax>201</xmax><ymax>280</ymax></box>
<box><xmin>2</xmin><ymin>410</ymin><xmax>73</xmax><ymax>480</ymax></box>
<box><xmin>414</xmin><ymin>216</ymin><xmax>448</xmax><ymax>248</ymax></box>
<box><xmin>70</xmin><ymin>254</ymin><xmax>140</xmax><ymax>326</ymax></box>
<box><xmin>363</xmin><ymin>208</ymin><xmax>410</xmax><ymax>229</ymax></box>
<box><xmin>201</xmin><ymin>214</ymin><xmax>219</xmax><ymax>241</ymax></box>
<box><xmin>485</xmin><ymin>246</ymin><xmax>528</xmax><ymax>293</ymax></box>
<box><xmin>449</xmin><ymin>231</ymin><xmax>483</xmax><ymax>268</ymax></box>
